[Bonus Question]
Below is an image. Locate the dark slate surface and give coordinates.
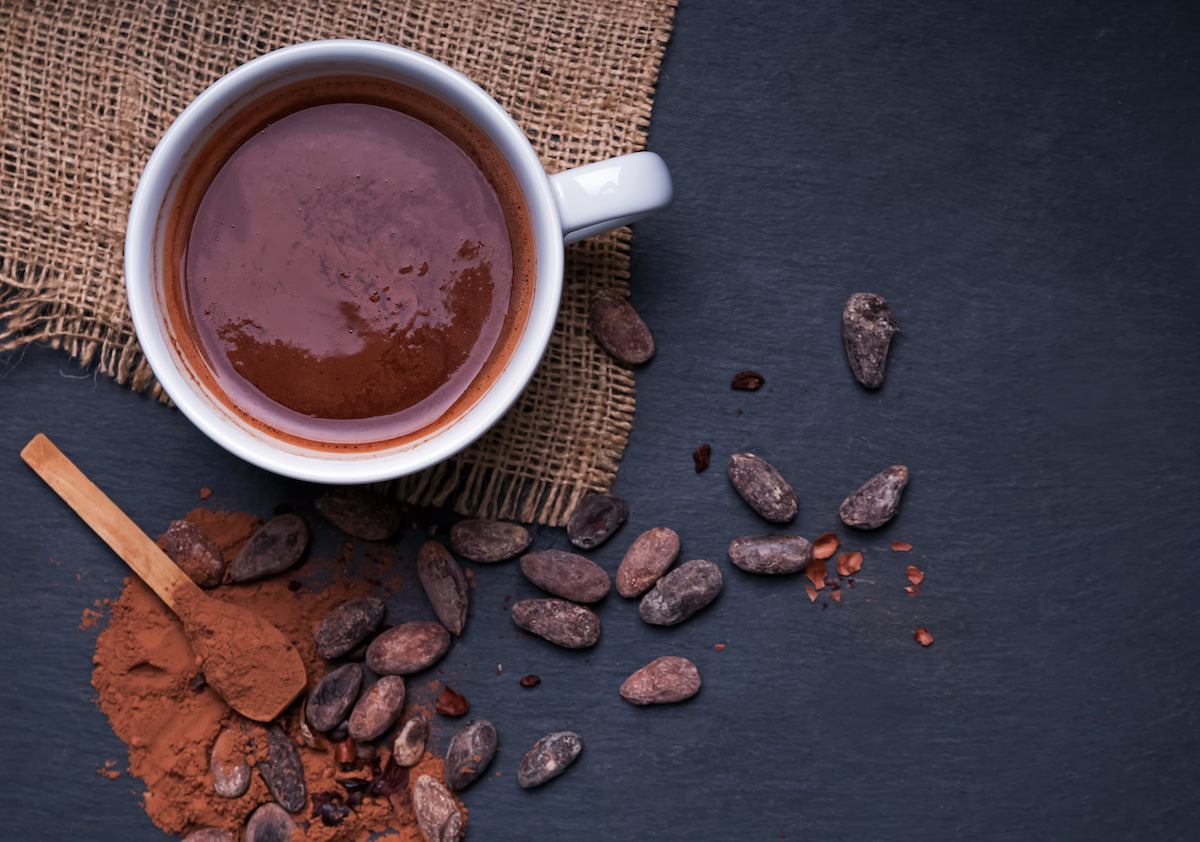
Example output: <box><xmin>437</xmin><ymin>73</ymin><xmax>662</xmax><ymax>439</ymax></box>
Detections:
<box><xmin>3</xmin><ymin>1</ymin><xmax>1199</xmax><ymax>839</ymax></box>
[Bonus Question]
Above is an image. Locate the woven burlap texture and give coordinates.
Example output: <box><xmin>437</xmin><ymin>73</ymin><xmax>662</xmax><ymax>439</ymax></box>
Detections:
<box><xmin>0</xmin><ymin>0</ymin><xmax>676</xmax><ymax>525</ymax></box>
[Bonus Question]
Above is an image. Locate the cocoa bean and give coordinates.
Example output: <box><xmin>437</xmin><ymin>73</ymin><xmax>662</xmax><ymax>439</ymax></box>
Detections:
<box><xmin>517</xmin><ymin>731</ymin><xmax>583</xmax><ymax>789</ymax></box>
<box><xmin>728</xmin><ymin>534</ymin><xmax>813</xmax><ymax>575</ymax></box>
<box><xmin>229</xmin><ymin>513</ymin><xmax>308</xmax><ymax>583</ymax></box>
<box><xmin>840</xmin><ymin>465</ymin><xmax>909</xmax><ymax>529</ymax></box>
<box><xmin>392</xmin><ymin>716</ymin><xmax>429</xmax><ymax>767</ymax></box>
<box><xmin>210</xmin><ymin>725</ymin><xmax>251</xmax><ymax>798</ymax></box>
<box><xmin>448</xmin><ymin>518</ymin><xmax>531</xmax><ymax>563</ymax></box>
<box><xmin>726</xmin><ymin>452</ymin><xmax>797</xmax><ymax>523</ymax></box>
<box><xmin>348</xmin><ymin>675</ymin><xmax>406</xmax><ymax>741</ymax></box>
<box><xmin>842</xmin><ymin>292</ymin><xmax>899</xmax><ymax>389</ymax></box>
<box><xmin>244</xmin><ymin>802</ymin><xmax>295</xmax><ymax>842</ymax></box>
<box><xmin>306</xmin><ymin>663</ymin><xmax>363</xmax><ymax>732</ymax></box>
<box><xmin>314</xmin><ymin>597</ymin><xmax>386</xmax><ymax>659</ymax></box>
<box><xmin>413</xmin><ymin>774</ymin><xmax>464</xmax><ymax>842</ymax></box>
<box><xmin>639</xmin><ymin>559</ymin><xmax>722</xmax><ymax>626</ymax></box>
<box><xmin>511</xmin><ymin>598</ymin><xmax>600</xmax><ymax>648</ymax></box>
<box><xmin>443</xmin><ymin>719</ymin><xmax>498</xmax><ymax>791</ymax></box>
<box><xmin>520</xmin><ymin>549</ymin><xmax>611</xmax><ymax>603</ymax></box>
<box><xmin>162</xmin><ymin>519</ymin><xmax>225</xmax><ymax>588</ymax></box>
<box><xmin>314</xmin><ymin>487</ymin><xmax>405</xmax><ymax>541</ymax></box>
<box><xmin>566</xmin><ymin>491</ymin><xmax>628</xmax><ymax>549</ymax></box>
<box><xmin>616</xmin><ymin>526</ymin><xmax>680</xmax><ymax>597</ymax></box>
<box><xmin>588</xmin><ymin>288</ymin><xmax>655</xmax><ymax>365</ymax></box>
<box><xmin>620</xmin><ymin>656</ymin><xmax>702</xmax><ymax>705</ymax></box>
<box><xmin>365</xmin><ymin>621</ymin><xmax>451</xmax><ymax>675</ymax></box>
<box><xmin>417</xmin><ymin>542</ymin><xmax>468</xmax><ymax>634</ymax></box>
<box><xmin>183</xmin><ymin>829</ymin><xmax>234</xmax><ymax>842</ymax></box>
<box><xmin>258</xmin><ymin>725</ymin><xmax>306</xmax><ymax>813</ymax></box>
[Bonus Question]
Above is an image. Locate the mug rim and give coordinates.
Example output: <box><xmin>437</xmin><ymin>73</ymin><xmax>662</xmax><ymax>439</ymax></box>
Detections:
<box><xmin>125</xmin><ymin>39</ymin><xmax>564</xmax><ymax>484</ymax></box>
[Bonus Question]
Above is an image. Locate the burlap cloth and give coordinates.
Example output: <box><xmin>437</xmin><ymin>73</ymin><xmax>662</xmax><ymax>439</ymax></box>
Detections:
<box><xmin>0</xmin><ymin>0</ymin><xmax>676</xmax><ymax>525</ymax></box>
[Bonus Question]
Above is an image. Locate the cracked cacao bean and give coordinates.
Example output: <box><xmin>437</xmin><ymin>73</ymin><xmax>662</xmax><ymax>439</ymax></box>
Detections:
<box><xmin>840</xmin><ymin>465</ymin><xmax>909</xmax><ymax>529</ymax></box>
<box><xmin>511</xmin><ymin>598</ymin><xmax>600</xmax><ymax>648</ymax></box>
<box><xmin>365</xmin><ymin>621</ymin><xmax>451</xmax><ymax>675</ymax></box>
<box><xmin>443</xmin><ymin>719</ymin><xmax>498</xmax><ymax>791</ymax></box>
<box><xmin>520</xmin><ymin>549</ymin><xmax>611</xmax><ymax>603</ymax></box>
<box><xmin>162</xmin><ymin>519</ymin><xmax>225</xmax><ymax>588</ymax></box>
<box><xmin>616</xmin><ymin>526</ymin><xmax>681</xmax><ymax>597</ymax></box>
<box><xmin>728</xmin><ymin>534</ymin><xmax>813</xmax><ymax>575</ymax></box>
<box><xmin>417</xmin><ymin>542</ymin><xmax>468</xmax><ymax>634</ymax></box>
<box><xmin>348</xmin><ymin>675</ymin><xmax>406</xmax><ymax>741</ymax></box>
<box><xmin>620</xmin><ymin>656</ymin><xmax>702</xmax><ymax>705</ymax></box>
<box><xmin>413</xmin><ymin>774</ymin><xmax>464</xmax><ymax>842</ymax></box>
<box><xmin>448</xmin><ymin>518</ymin><xmax>531</xmax><ymax>563</ymax></box>
<box><xmin>727</xmin><ymin>452</ymin><xmax>797</xmax><ymax>523</ymax></box>
<box><xmin>566</xmin><ymin>491</ymin><xmax>629</xmax><ymax>549</ymax></box>
<box><xmin>518</xmin><ymin>731</ymin><xmax>583</xmax><ymax>789</ymax></box>
<box><xmin>639</xmin><ymin>559</ymin><xmax>722</xmax><ymax>626</ymax></box>
<box><xmin>588</xmin><ymin>288</ymin><xmax>655</xmax><ymax>365</ymax></box>
<box><xmin>392</xmin><ymin>716</ymin><xmax>429</xmax><ymax>767</ymax></box>
<box><xmin>842</xmin><ymin>292</ymin><xmax>899</xmax><ymax>389</ymax></box>
<box><xmin>230</xmin><ymin>513</ymin><xmax>308</xmax><ymax>583</ymax></box>
<box><xmin>314</xmin><ymin>597</ymin><xmax>386</xmax><ymax>659</ymax></box>
<box><xmin>314</xmin><ymin>487</ymin><xmax>405</xmax><ymax>541</ymax></box>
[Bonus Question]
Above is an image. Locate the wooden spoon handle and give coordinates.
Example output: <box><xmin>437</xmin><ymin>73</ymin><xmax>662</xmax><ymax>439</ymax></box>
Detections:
<box><xmin>21</xmin><ymin>433</ymin><xmax>196</xmax><ymax>610</ymax></box>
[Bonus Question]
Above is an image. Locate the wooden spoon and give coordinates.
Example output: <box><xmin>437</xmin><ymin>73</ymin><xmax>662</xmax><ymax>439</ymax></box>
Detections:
<box><xmin>21</xmin><ymin>433</ymin><xmax>306</xmax><ymax>721</ymax></box>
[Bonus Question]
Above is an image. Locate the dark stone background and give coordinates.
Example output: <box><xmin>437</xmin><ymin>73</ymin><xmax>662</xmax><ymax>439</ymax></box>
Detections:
<box><xmin>3</xmin><ymin>1</ymin><xmax>1198</xmax><ymax>839</ymax></box>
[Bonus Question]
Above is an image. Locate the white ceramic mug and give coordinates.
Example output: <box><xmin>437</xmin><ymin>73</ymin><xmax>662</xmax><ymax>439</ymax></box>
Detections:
<box><xmin>125</xmin><ymin>39</ymin><xmax>671</xmax><ymax>484</ymax></box>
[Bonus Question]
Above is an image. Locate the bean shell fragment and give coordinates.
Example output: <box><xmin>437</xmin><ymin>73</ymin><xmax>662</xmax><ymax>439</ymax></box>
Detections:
<box><xmin>314</xmin><ymin>597</ymin><xmax>386</xmax><ymax>659</ymax></box>
<box><xmin>840</xmin><ymin>465</ymin><xmax>909</xmax><ymax>529</ymax></box>
<box><xmin>842</xmin><ymin>292</ymin><xmax>899</xmax><ymax>389</ymax></box>
<box><xmin>443</xmin><ymin>719</ymin><xmax>498</xmax><ymax>791</ymax></box>
<box><xmin>639</xmin><ymin>559</ymin><xmax>723</xmax><ymax>626</ymax></box>
<box><xmin>511</xmin><ymin>598</ymin><xmax>601</xmax><ymax>648</ymax></box>
<box><xmin>365</xmin><ymin>621</ymin><xmax>452</xmax><ymax>675</ymax></box>
<box><xmin>518</xmin><ymin>731</ymin><xmax>583</xmax><ymax>788</ymax></box>
<box><xmin>520</xmin><ymin>549</ymin><xmax>611</xmax><ymax>603</ymax></box>
<box><xmin>566</xmin><ymin>491</ymin><xmax>629</xmax><ymax>549</ymax></box>
<box><xmin>229</xmin><ymin>513</ymin><xmax>308</xmax><ymax>583</ymax></box>
<box><xmin>413</xmin><ymin>774</ymin><xmax>464</xmax><ymax>842</ymax></box>
<box><xmin>417</xmin><ymin>542</ymin><xmax>469</xmax><ymax>634</ymax></box>
<box><xmin>448</xmin><ymin>519</ymin><xmax>531</xmax><ymax>563</ymax></box>
<box><xmin>727</xmin><ymin>453</ymin><xmax>797</xmax><ymax>523</ymax></box>
<box><xmin>314</xmin><ymin>487</ymin><xmax>406</xmax><ymax>541</ymax></box>
<box><xmin>616</xmin><ymin>526</ymin><xmax>680</xmax><ymax>597</ymax></box>
<box><xmin>728</xmin><ymin>534</ymin><xmax>813</xmax><ymax>575</ymax></box>
<box><xmin>620</xmin><ymin>656</ymin><xmax>702</xmax><ymax>705</ymax></box>
<box><xmin>588</xmin><ymin>288</ymin><xmax>655</xmax><ymax>365</ymax></box>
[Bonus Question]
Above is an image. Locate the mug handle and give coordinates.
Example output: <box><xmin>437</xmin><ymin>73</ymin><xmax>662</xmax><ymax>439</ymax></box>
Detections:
<box><xmin>549</xmin><ymin>152</ymin><xmax>673</xmax><ymax>244</ymax></box>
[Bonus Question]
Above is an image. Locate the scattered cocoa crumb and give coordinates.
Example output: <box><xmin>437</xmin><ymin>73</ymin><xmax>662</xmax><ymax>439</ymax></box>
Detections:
<box><xmin>731</xmin><ymin>371</ymin><xmax>765</xmax><ymax>390</ymax></box>
<box><xmin>892</xmin><ymin>541</ymin><xmax>913</xmax><ymax>552</ymax></box>
<box><xmin>836</xmin><ymin>551</ymin><xmax>863</xmax><ymax>577</ymax></box>
<box><xmin>914</xmin><ymin>627</ymin><xmax>933</xmax><ymax>646</ymax></box>
<box><xmin>812</xmin><ymin>532</ymin><xmax>840</xmax><ymax>560</ymax></box>
<box><xmin>906</xmin><ymin>566</ymin><xmax>924</xmax><ymax>585</ymax></box>
<box><xmin>693</xmin><ymin>443</ymin><xmax>712</xmax><ymax>473</ymax></box>
<box><xmin>520</xmin><ymin>674</ymin><xmax>541</xmax><ymax>688</ymax></box>
<box><xmin>435</xmin><ymin>685</ymin><xmax>469</xmax><ymax>717</ymax></box>
<box><xmin>805</xmin><ymin>558</ymin><xmax>827</xmax><ymax>590</ymax></box>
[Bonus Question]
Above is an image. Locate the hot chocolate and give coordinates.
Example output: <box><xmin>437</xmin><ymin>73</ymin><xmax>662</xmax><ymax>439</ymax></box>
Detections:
<box><xmin>164</xmin><ymin>76</ymin><xmax>535</xmax><ymax>449</ymax></box>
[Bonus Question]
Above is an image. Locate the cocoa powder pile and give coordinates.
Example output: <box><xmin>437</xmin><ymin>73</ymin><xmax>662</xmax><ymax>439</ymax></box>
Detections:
<box><xmin>91</xmin><ymin>507</ymin><xmax>453</xmax><ymax>841</ymax></box>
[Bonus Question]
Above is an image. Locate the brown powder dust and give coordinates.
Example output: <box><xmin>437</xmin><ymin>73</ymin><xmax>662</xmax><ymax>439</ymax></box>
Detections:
<box><xmin>92</xmin><ymin>508</ymin><xmax>456</xmax><ymax>840</ymax></box>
